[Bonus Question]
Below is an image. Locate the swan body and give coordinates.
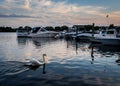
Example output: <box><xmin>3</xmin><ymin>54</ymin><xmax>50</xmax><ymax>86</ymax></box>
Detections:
<box><xmin>25</xmin><ymin>54</ymin><xmax>46</xmax><ymax>67</ymax></box>
<box><xmin>30</xmin><ymin>58</ymin><xmax>43</xmax><ymax>66</ymax></box>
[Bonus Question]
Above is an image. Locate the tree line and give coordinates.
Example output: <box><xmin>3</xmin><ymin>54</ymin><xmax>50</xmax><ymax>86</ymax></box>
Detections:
<box><xmin>0</xmin><ymin>26</ymin><xmax>16</xmax><ymax>32</ymax></box>
<box><xmin>0</xmin><ymin>24</ymin><xmax>115</xmax><ymax>32</ymax></box>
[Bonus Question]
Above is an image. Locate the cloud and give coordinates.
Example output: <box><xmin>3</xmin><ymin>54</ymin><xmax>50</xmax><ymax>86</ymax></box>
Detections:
<box><xmin>105</xmin><ymin>11</ymin><xmax>120</xmax><ymax>25</ymax></box>
<box><xmin>38</xmin><ymin>0</ymin><xmax>52</xmax><ymax>6</ymax></box>
<box><xmin>0</xmin><ymin>13</ymin><xmax>34</xmax><ymax>18</ymax></box>
<box><xmin>110</xmin><ymin>11</ymin><xmax>120</xmax><ymax>18</ymax></box>
<box><xmin>1</xmin><ymin>0</ymin><xmax>106</xmax><ymax>15</ymax></box>
<box><xmin>21</xmin><ymin>0</ymin><xmax>31</xmax><ymax>10</ymax></box>
<box><xmin>0</xmin><ymin>0</ymin><xmax>119</xmax><ymax>26</ymax></box>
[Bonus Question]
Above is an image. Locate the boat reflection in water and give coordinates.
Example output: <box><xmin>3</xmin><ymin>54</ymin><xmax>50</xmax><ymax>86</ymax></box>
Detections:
<box><xmin>17</xmin><ymin>37</ymin><xmax>31</xmax><ymax>45</ymax></box>
<box><xmin>17</xmin><ymin>37</ymin><xmax>58</xmax><ymax>49</ymax></box>
<box><xmin>89</xmin><ymin>43</ymin><xmax>120</xmax><ymax>65</ymax></box>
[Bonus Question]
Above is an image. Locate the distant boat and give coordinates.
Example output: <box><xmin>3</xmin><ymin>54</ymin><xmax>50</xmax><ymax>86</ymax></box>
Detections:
<box><xmin>75</xmin><ymin>32</ymin><xmax>95</xmax><ymax>41</ymax></box>
<box><xmin>90</xmin><ymin>27</ymin><xmax>120</xmax><ymax>45</ymax></box>
<box><xmin>16</xmin><ymin>27</ymin><xmax>59</xmax><ymax>38</ymax></box>
<box><xmin>16</xmin><ymin>28</ymin><xmax>31</xmax><ymax>37</ymax></box>
<box><xmin>28</xmin><ymin>27</ymin><xmax>59</xmax><ymax>38</ymax></box>
<box><xmin>64</xmin><ymin>31</ymin><xmax>83</xmax><ymax>39</ymax></box>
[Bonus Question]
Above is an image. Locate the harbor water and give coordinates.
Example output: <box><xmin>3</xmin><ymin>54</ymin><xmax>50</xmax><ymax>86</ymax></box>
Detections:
<box><xmin>0</xmin><ymin>33</ymin><xmax>120</xmax><ymax>86</ymax></box>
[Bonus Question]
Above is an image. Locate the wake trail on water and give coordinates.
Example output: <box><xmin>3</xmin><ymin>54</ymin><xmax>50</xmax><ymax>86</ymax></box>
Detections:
<box><xmin>0</xmin><ymin>61</ymin><xmax>29</xmax><ymax>76</ymax></box>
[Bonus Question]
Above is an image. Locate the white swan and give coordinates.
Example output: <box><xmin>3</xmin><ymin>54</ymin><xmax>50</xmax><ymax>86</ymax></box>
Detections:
<box><xmin>25</xmin><ymin>54</ymin><xmax>47</xmax><ymax>67</ymax></box>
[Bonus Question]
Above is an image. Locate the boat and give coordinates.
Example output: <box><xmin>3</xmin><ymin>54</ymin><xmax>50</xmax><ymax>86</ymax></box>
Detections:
<box><xmin>65</xmin><ymin>32</ymin><xmax>77</xmax><ymax>39</ymax></box>
<box><xmin>64</xmin><ymin>31</ymin><xmax>83</xmax><ymax>40</ymax></box>
<box><xmin>16</xmin><ymin>27</ymin><xmax>31</xmax><ymax>37</ymax></box>
<box><xmin>28</xmin><ymin>27</ymin><xmax>59</xmax><ymax>38</ymax></box>
<box><xmin>72</xmin><ymin>31</ymin><xmax>99</xmax><ymax>42</ymax></box>
<box><xmin>90</xmin><ymin>27</ymin><xmax>120</xmax><ymax>45</ymax></box>
<box><xmin>17</xmin><ymin>27</ymin><xmax>59</xmax><ymax>38</ymax></box>
<box><xmin>75</xmin><ymin>32</ymin><xmax>94</xmax><ymax>41</ymax></box>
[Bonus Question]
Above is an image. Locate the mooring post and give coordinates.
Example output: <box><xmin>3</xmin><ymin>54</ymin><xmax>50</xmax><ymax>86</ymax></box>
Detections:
<box><xmin>92</xmin><ymin>23</ymin><xmax>95</xmax><ymax>37</ymax></box>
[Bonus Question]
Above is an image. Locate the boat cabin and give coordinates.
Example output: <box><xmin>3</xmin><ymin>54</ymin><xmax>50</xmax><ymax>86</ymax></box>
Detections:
<box><xmin>31</xmin><ymin>27</ymin><xmax>47</xmax><ymax>33</ymax></box>
<box><xmin>100</xmin><ymin>28</ymin><xmax>120</xmax><ymax>37</ymax></box>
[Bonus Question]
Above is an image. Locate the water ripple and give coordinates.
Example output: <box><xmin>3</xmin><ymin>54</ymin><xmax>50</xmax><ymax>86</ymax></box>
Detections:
<box><xmin>0</xmin><ymin>61</ymin><xmax>28</xmax><ymax>77</ymax></box>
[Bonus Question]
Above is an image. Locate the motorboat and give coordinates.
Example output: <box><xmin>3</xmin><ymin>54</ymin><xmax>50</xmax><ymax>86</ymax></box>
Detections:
<box><xmin>75</xmin><ymin>32</ymin><xmax>94</xmax><ymax>41</ymax></box>
<box><xmin>16</xmin><ymin>27</ymin><xmax>31</xmax><ymax>37</ymax></box>
<box><xmin>90</xmin><ymin>27</ymin><xmax>120</xmax><ymax>45</ymax></box>
<box><xmin>28</xmin><ymin>27</ymin><xmax>59</xmax><ymax>38</ymax></box>
<box><xmin>17</xmin><ymin>27</ymin><xmax>59</xmax><ymax>38</ymax></box>
<box><xmin>72</xmin><ymin>31</ymin><xmax>99</xmax><ymax>41</ymax></box>
<box><xmin>64</xmin><ymin>31</ymin><xmax>83</xmax><ymax>39</ymax></box>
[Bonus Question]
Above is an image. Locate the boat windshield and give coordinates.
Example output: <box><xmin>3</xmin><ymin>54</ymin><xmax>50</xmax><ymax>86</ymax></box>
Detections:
<box><xmin>107</xmin><ymin>31</ymin><xmax>114</xmax><ymax>34</ymax></box>
<box><xmin>40</xmin><ymin>29</ymin><xmax>46</xmax><ymax>32</ymax></box>
<box><xmin>101</xmin><ymin>31</ymin><xmax>106</xmax><ymax>36</ymax></box>
<box><xmin>31</xmin><ymin>27</ymin><xmax>40</xmax><ymax>33</ymax></box>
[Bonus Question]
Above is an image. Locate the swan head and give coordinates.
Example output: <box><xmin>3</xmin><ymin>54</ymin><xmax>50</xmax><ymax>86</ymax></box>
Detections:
<box><xmin>43</xmin><ymin>54</ymin><xmax>47</xmax><ymax>57</ymax></box>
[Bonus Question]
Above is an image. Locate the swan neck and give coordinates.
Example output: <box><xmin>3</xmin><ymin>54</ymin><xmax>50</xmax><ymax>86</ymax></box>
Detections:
<box><xmin>43</xmin><ymin>55</ymin><xmax>45</xmax><ymax>63</ymax></box>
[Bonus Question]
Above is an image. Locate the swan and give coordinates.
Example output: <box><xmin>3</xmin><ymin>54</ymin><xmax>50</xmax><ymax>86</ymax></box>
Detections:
<box><xmin>25</xmin><ymin>54</ymin><xmax>47</xmax><ymax>67</ymax></box>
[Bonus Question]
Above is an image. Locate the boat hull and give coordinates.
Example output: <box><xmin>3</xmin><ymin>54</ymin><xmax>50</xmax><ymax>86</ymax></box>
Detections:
<box><xmin>17</xmin><ymin>32</ymin><xmax>30</xmax><ymax>37</ymax></box>
<box><xmin>28</xmin><ymin>32</ymin><xmax>59</xmax><ymax>38</ymax></box>
<box><xmin>90</xmin><ymin>37</ymin><xmax>120</xmax><ymax>45</ymax></box>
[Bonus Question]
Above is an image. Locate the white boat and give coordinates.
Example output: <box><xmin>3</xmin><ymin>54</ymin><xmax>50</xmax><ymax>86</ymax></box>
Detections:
<box><xmin>73</xmin><ymin>31</ymin><xmax>99</xmax><ymax>41</ymax></box>
<box><xmin>90</xmin><ymin>28</ymin><xmax>120</xmax><ymax>45</ymax></box>
<box><xmin>28</xmin><ymin>27</ymin><xmax>59</xmax><ymax>38</ymax></box>
<box><xmin>16</xmin><ymin>28</ymin><xmax>31</xmax><ymax>37</ymax></box>
<box><xmin>17</xmin><ymin>27</ymin><xmax>59</xmax><ymax>38</ymax></box>
<box><xmin>64</xmin><ymin>31</ymin><xmax>82</xmax><ymax>39</ymax></box>
<box><xmin>75</xmin><ymin>32</ymin><xmax>93</xmax><ymax>40</ymax></box>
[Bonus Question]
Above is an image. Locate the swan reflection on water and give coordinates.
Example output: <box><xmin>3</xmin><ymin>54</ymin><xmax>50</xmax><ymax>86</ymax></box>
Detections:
<box><xmin>25</xmin><ymin>63</ymin><xmax>46</xmax><ymax>74</ymax></box>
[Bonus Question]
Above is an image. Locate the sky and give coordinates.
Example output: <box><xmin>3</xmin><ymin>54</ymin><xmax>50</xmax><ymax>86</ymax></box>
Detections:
<box><xmin>0</xmin><ymin>0</ymin><xmax>120</xmax><ymax>27</ymax></box>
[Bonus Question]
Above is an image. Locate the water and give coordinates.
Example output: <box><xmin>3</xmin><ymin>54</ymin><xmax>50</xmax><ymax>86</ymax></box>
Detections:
<box><xmin>0</xmin><ymin>33</ymin><xmax>120</xmax><ymax>86</ymax></box>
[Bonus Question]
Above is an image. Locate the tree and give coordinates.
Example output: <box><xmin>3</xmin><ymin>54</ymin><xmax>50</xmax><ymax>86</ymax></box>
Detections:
<box><xmin>0</xmin><ymin>26</ymin><xmax>16</xmax><ymax>32</ymax></box>
<box><xmin>108</xmin><ymin>24</ymin><xmax>114</xmax><ymax>29</ymax></box>
<box><xmin>55</xmin><ymin>26</ymin><xmax>61</xmax><ymax>31</ymax></box>
<box><xmin>84</xmin><ymin>25</ymin><xmax>92</xmax><ymax>31</ymax></box>
<box><xmin>45</xmin><ymin>26</ymin><xmax>54</xmax><ymax>31</ymax></box>
<box><xmin>61</xmin><ymin>25</ymin><xmax>69</xmax><ymax>31</ymax></box>
<box><xmin>24</xmin><ymin>26</ymin><xmax>32</xmax><ymax>31</ymax></box>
